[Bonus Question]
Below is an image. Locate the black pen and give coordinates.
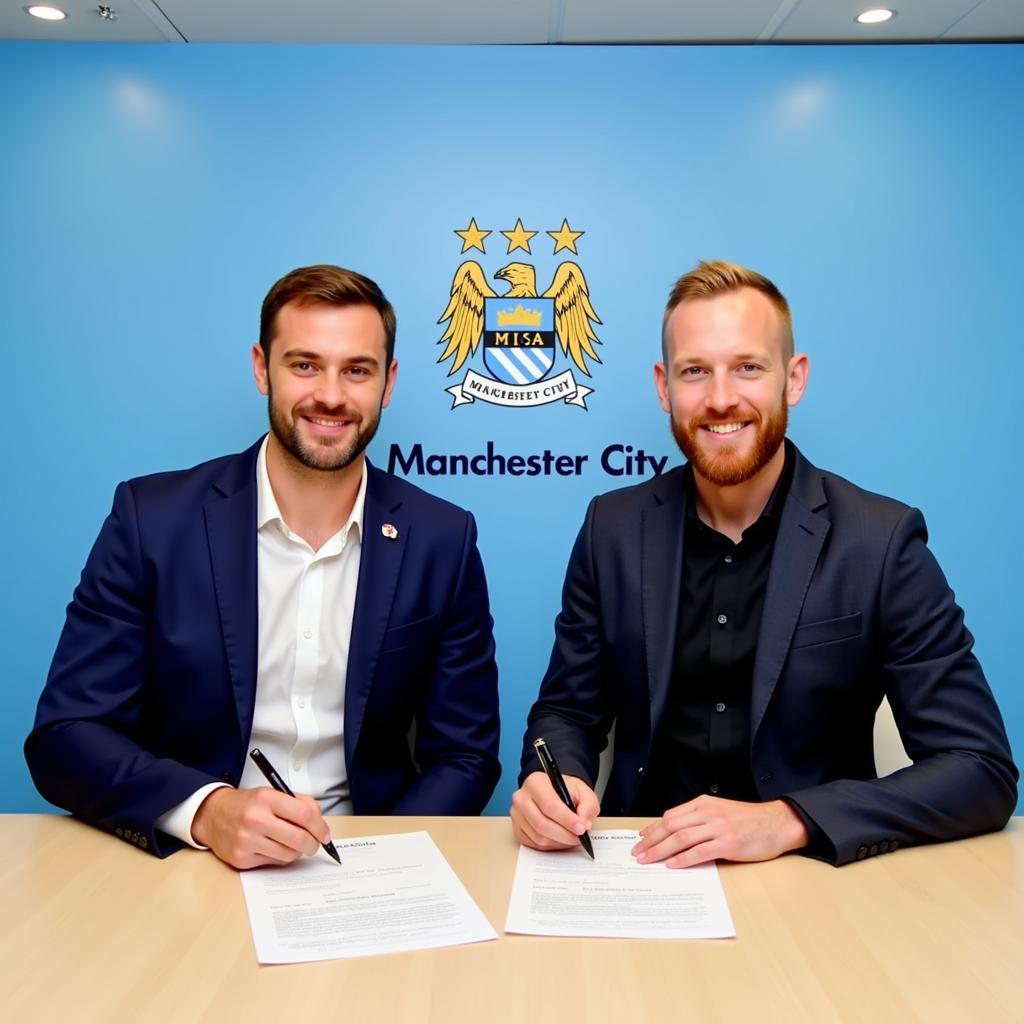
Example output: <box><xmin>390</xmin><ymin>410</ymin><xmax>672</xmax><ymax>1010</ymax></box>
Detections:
<box><xmin>249</xmin><ymin>747</ymin><xmax>341</xmax><ymax>864</ymax></box>
<box><xmin>534</xmin><ymin>737</ymin><xmax>594</xmax><ymax>859</ymax></box>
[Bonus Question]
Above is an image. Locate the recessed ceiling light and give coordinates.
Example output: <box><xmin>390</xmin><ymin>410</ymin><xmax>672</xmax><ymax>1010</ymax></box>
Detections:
<box><xmin>25</xmin><ymin>5</ymin><xmax>67</xmax><ymax>20</ymax></box>
<box><xmin>856</xmin><ymin>8</ymin><xmax>896</xmax><ymax>24</ymax></box>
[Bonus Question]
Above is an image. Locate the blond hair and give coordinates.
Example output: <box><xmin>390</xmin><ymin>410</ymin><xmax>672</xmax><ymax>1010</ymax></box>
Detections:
<box><xmin>662</xmin><ymin>260</ymin><xmax>793</xmax><ymax>361</ymax></box>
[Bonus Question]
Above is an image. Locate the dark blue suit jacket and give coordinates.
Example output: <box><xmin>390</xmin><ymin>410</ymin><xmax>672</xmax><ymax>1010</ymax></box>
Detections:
<box><xmin>520</xmin><ymin>445</ymin><xmax>1017</xmax><ymax>865</ymax></box>
<box><xmin>27</xmin><ymin>441</ymin><xmax>501</xmax><ymax>856</ymax></box>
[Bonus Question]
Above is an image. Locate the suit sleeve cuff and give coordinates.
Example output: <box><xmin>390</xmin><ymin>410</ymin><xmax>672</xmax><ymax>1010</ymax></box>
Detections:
<box><xmin>155</xmin><ymin>782</ymin><xmax>229</xmax><ymax>849</ymax></box>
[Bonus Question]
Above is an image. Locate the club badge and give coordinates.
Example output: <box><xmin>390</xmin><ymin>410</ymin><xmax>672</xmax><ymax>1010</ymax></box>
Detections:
<box><xmin>436</xmin><ymin>218</ymin><xmax>603</xmax><ymax>411</ymax></box>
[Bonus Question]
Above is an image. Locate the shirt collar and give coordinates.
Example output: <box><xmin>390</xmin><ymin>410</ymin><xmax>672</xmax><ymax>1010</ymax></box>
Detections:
<box><xmin>256</xmin><ymin>434</ymin><xmax>367</xmax><ymax>545</ymax></box>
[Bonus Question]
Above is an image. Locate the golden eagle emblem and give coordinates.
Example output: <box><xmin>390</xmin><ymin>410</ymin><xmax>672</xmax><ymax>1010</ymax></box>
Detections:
<box><xmin>437</xmin><ymin>259</ymin><xmax>602</xmax><ymax>377</ymax></box>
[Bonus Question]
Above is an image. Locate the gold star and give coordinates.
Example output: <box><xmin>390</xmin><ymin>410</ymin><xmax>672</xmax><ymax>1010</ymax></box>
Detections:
<box><xmin>501</xmin><ymin>218</ymin><xmax>537</xmax><ymax>255</ymax></box>
<box><xmin>547</xmin><ymin>219</ymin><xmax>585</xmax><ymax>255</ymax></box>
<box><xmin>454</xmin><ymin>218</ymin><xmax>491</xmax><ymax>254</ymax></box>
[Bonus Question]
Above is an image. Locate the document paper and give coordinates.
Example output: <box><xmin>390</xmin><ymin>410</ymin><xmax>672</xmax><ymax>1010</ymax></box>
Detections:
<box><xmin>240</xmin><ymin>830</ymin><xmax>497</xmax><ymax>963</ymax></box>
<box><xmin>504</xmin><ymin>829</ymin><xmax>736</xmax><ymax>939</ymax></box>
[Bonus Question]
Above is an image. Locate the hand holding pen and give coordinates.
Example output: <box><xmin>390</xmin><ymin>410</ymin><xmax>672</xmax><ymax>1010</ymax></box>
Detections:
<box><xmin>190</xmin><ymin>768</ymin><xmax>336</xmax><ymax>871</ymax></box>
<box><xmin>249</xmin><ymin>748</ymin><xmax>341</xmax><ymax>864</ymax></box>
<box><xmin>509</xmin><ymin>738</ymin><xmax>597</xmax><ymax>858</ymax></box>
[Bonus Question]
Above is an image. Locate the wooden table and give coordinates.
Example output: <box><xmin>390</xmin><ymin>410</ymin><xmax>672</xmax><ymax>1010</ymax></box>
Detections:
<box><xmin>2</xmin><ymin>815</ymin><xmax>1021</xmax><ymax>1023</ymax></box>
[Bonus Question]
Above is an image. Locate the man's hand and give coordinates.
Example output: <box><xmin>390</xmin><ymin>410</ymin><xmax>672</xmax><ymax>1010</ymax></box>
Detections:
<box><xmin>510</xmin><ymin>770</ymin><xmax>599</xmax><ymax>851</ymax></box>
<box><xmin>632</xmin><ymin>796</ymin><xmax>809</xmax><ymax>868</ymax></box>
<box><xmin>191</xmin><ymin>787</ymin><xmax>331</xmax><ymax>870</ymax></box>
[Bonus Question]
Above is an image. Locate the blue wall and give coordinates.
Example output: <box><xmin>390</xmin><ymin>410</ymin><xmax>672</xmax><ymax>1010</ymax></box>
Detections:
<box><xmin>2</xmin><ymin>42</ymin><xmax>1020</xmax><ymax>814</ymax></box>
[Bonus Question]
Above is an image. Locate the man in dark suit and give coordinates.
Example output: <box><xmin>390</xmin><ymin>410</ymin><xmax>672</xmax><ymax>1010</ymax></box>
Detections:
<box><xmin>511</xmin><ymin>260</ymin><xmax>1016</xmax><ymax>867</ymax></box>
<box><xmin>27</xmin><ymin>265</ymin><xmax>500</xmax><ymax>867</ymax></box>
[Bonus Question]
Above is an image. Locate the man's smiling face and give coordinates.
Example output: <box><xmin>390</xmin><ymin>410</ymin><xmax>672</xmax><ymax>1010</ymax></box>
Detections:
<box><xmin>252</xmin><ymin>300</ymin><xmax>396</xmax><ymax>474</ymax></box>
<box><xmin>655</xmin><ymin>287</ymin><xmax>804</xmax><ymax>486</ymax></box>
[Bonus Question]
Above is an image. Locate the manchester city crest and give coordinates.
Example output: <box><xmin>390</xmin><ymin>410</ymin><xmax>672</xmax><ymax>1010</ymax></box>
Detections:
<box><xmin>437</xmin><ymin>218</ymin><xmax>602</xmax><ymax>410</ymax></box>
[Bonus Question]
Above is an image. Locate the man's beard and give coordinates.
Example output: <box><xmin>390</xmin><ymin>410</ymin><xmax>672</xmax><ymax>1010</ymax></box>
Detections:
<box><xmin>268</xmin><ymin>389</ymin><xmax>382</xmax><ymax>473</ymax></box>
<box><xmin>671</xmin><ymin>399</ymin><xmax>788</xmax><ymax>486</ymax></box>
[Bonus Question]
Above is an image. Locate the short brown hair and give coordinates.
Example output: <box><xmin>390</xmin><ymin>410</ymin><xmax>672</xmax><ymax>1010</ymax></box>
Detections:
<box><xmin>662</xmin><ymin>260</ymin><xmax>793</xmax><ymax>362</ymax></box>
<box><xmin>259</xmin><ymin>264</ymin><xmax>397</xmax><ymax>366</ymax></box>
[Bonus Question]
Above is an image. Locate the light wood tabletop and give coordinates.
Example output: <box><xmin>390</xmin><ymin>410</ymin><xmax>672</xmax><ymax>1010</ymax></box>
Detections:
<box><xmin>1</xmin><ymin>814</ymin><xmax>1021</xmax><ymax>1023</ymax></box>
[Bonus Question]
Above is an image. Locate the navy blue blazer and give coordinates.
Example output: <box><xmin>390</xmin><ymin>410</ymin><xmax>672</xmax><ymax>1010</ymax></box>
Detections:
<box><xmin>27</xmin><ymin>441</ymin><xmax>501</xmax><ymax>856</ymax></box>
<box><xmin>520</xmin><ymin>445</ymin><xmax>1017</xmax><ymax>865</ymax></box>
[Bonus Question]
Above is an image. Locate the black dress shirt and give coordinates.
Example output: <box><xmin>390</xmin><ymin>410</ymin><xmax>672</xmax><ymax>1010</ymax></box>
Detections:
<box><xmin>634</xmin><ymin>443</ymin><xmax>795</xmax><ymax>816</ymax></box>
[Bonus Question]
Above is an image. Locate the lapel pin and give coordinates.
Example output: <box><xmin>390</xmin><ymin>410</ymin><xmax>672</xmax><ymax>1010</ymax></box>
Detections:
<box><xmin>381</xmin><ymin>523</ymin><xmax>399</xmax><ymax>540</ymax></box>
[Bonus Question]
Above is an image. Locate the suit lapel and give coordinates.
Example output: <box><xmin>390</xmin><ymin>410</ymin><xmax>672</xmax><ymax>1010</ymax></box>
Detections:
<box><xmin>750</xmin><ymin>452</ymin><xmax>830</xmax><ymax>740</ymax></box>
<box><xmin>642</xmin><ymin>470</ymin><xmax>687</xmax><ymax>734</ymax></box>
<box><xmin>205</xmin><ymin>443</ymin><xmax>261</xmax><ymax>764</ymax></box>
<box><xmin>345</xmin><ymin>464</ymin><xmax>407</xmax><ymax>764</ymax></box>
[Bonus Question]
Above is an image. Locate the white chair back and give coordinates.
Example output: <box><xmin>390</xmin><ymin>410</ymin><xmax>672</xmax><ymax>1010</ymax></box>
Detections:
<box><xmin>873</xmin><ymin>695</ymin><xmax>912</xmax><ymax>776</ymax></box>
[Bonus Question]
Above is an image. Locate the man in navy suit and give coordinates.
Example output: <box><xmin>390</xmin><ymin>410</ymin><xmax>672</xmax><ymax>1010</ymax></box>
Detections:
<box><xmin>511</xmin><ymin>260</ymin><xmax>1016</xmax><ymax>867</ymax></box>
<box><xmin>27</xmin><ymin>264</ymin><xmax>500</xmax><ymax>867</ymax></box>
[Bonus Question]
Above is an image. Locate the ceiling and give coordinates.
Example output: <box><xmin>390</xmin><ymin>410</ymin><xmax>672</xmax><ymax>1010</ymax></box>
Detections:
<box><xmin>2</xmin><ymin>0</ymin><xmax>1023</xmax><ymax>44</ymax></box>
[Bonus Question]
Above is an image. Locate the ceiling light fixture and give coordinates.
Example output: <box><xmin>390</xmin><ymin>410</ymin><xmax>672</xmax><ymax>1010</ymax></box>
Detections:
<box><xmin>856</xmin><ymin>8</ymin><xmax>896</xmax><ymax>24</ymax></box>
<box><xmin>25</xmin><ymin>5</ymin><xmax>68</xmax><ymax>19</ymax></box>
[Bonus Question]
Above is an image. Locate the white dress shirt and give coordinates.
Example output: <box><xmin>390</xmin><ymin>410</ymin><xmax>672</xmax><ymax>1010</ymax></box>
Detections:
<box><xmin>156</xmin><ymin>436</ymin><xmax>364</xmax><ymax>846</ymax></box>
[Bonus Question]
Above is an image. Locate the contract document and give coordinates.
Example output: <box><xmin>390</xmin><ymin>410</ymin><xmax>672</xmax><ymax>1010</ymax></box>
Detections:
<box><xmin>240</xmin><ymin>831</ymin><xmax>497</xmax><ymax>963</ymax></box>
<box><xmin>504</xmin><ymin>830</ymin><xmax>736</xmax><ymax>939</ymax></box>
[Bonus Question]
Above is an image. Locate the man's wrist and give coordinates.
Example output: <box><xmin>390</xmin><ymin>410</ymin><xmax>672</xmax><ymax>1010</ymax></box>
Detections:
<box><xmin>155</xmin><ymin>782</ymin><xmax>229</xmax><ymax>849</ymax></box>
<box><xmin>188</xmin><ymin>784</ymin><xmax>232</xmax><ymax>848</ymax></box>
<box><xmin>191</xmin><ymin>782</ymin><xmax>231</xmax><ymax>847</ymax></box>
<box><xmin>774</xmin><ymin>799</ymin><xmax>810</xmax><ymax>853</ymax></box>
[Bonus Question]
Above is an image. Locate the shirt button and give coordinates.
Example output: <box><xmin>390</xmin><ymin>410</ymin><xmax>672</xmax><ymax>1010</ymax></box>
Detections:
<box><xmin>715</xmin><ymin>702</ymin><xmax>726</xmax><ymax>713</ymax></box>
<box><xmin>716</xmin><ymin>613</ymin><xmax>728</xmax><ymax>625</ymax></box>
<box><xmin>303</xmin><ymin>627</ymin><xmax>313</xmax><ymax>639</ymax></box>
<box><xmin>709</xmin><ymin>783</ymin><xmax>720</xmax><ymax>794</ymax></box>
<box><xmin>724</xmin><ymin>555</ymin><xmax>733</xmax><ymax>564</ymax></box>
<box><xmin>297</xmin><ymin>699</ymin><xmax>306</xmax><ymax>709</ymax></box>
<box><xmin>294</xmin><ymin>762</ymin><xmax>302</xmax><ymax>771</ymax></box>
